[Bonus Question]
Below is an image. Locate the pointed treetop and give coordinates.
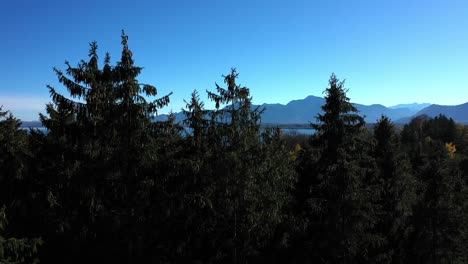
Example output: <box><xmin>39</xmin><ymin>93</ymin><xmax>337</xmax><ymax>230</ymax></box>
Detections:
<box><xmin>224</xmin><ymin>68</ymin><xmax>238</xmax><ymax>92</ymax></box>
<box><xmin>104</xmin><ymin>52</ymin><xmax>111</xmax><ymax>65</ymax></box>
<box><xmin>121</xmin><ymin>30</ymin><xmax>128</xmax><ymax>46</ymax></box>
<box><xmin>88</xmin><ymin>41</ymin><xmax>98</xmax><ymax>59</ymax></box>
<box><xmin>329</xmin><ymin>72</ymin><xmax>338</xmax><ymax>83</ymax></box>
<box><xmin>88</xmin><ymin>41</ymin><xmax>99</xmax><ymax>70</ymax></box>
<box><xmin>120</xmin><ymin>30</ymin><xmax>134</xmax><ymax>67</ymax></box>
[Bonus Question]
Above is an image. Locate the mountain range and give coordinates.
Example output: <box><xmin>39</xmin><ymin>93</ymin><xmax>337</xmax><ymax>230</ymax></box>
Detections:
<box><xmin>258</xmin><ymin>96</ymin><xmax>421</xmax><ymax>124</ymax></box>
<box><xmin>153</xmin><ymin>95</ymin><xmax>468</xmax><ymax>125</ymax></box>
<box><xmin>20</xmin><ymin>96</ymin><xmax>468</xmax><ymax>127</ymax></box>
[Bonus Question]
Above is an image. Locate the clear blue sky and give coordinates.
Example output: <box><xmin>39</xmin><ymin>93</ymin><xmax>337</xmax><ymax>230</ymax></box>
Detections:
<box><xmin>2</xmin><ymin>0</ymin><xmax>468</xmax><ymax>120</ymax></box>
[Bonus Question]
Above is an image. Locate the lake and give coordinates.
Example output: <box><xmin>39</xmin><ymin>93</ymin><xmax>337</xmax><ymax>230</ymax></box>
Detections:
<box><xmin>20</xmin><ymin>127</ymin><xmax>315</xmax><ymax>136</ymax></box>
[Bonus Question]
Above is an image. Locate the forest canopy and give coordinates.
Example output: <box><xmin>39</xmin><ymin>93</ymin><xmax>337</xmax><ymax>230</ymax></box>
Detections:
<box><xmin>2</xmin><ymin>33</ymin><xmax>468</xmax><ymax>263</ymax></box>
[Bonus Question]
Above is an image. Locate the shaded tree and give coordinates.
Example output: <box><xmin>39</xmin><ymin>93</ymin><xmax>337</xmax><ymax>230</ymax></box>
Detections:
<box><xmin>189</xmin><ymin>69</ymin><xmax>295</xmax><ymax>263</ymax></box>
<box><xmin>401</xmin><ymin>115</ymin><xmax>468</xmax><ymax>263</ymax></box>
<box><xmin>295</xmin><ymin>73</ymin><xmax>379</xmax><ymax>263</ymax></box>
<box><xmin>371</xmin><ymin>116</ymin><xmax>416</xmax><ymax>263</ymax></box>
<box><xmin>35</xmin><ymin>31</ymin><xmax>172</xmax><ymax>263</ymax></box>
<box><xmin>0</xmin><ymin>108</ymin><xmax>30</xmax><ymax>207</ymax></box>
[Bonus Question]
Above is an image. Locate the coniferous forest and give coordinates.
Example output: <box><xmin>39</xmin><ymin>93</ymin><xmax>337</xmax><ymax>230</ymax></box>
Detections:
<box><xmin>2</xmin><ymin>33</ymin><xmax>468</xmax><ymax>264</ymax></box>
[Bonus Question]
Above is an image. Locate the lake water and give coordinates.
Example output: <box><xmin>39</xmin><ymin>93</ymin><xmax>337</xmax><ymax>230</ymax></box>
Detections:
<box><xmin>20</xmin><ymin>127</ymin><xmax>48</xmax><ymax>133</ymax></box>
<box><xmin>20</xmin><ymin>127</ymin><xmax>314</xmax><ymax>136</ymax></box>
<box><xmin>281</xmin><ymin>128</ymin><xmax>315</xmax><ymax>135</ymax></box>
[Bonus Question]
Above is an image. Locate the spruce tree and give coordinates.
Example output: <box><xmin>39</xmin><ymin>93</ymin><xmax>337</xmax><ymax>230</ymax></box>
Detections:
<box><xmin>37</xmin><ymin>31</ymin><xmax>171</xmax><ymax>263</ymax></box>
<box><xmin>371</xmin><ymin>116</ymin><xmax>416</xmax><ymax>263</ymax></box>
<box><xmin>295</xmin><ymin>73</ymin><xmax>378</xmax><ymax>263</ymax></box>
<box><xmin>190</xmin><ymin>69</ymin><xmax>295</xmax><ymax>263</ymax></box>
<box><xmin>0</xmin><ymin>108</ymin><xmax>30</xmax><ymax>208</ymax></box>
<box><xmin>0</xmin><ymin>108</ymin><xmax>43</xmax><ymax>248</ymax></box>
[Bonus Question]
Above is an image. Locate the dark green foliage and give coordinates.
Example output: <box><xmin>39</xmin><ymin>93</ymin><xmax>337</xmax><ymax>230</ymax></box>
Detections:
<box><xmin>0</xmin><ymin>107</ymin><xmax>29</xmax><ymax>195</ymax></box>
<box><xmin>0</xmin><ymin>206</ymin><xmax>43</xmax><ymax>264</ymax></box>
<box><xmin>165</xmin><ymin>70</ymin><xmax>296</xmax><ymax>263</ymax></box>
<box><xmin>422</xmin><ymin>114</ymin><xmax>457</xmax><ymax>143</ymax></box>
<box><xmin>204</xmin><ymin>70</ymin><xmax>294</xmax><ymax>262</ymax></box>
<box><xmin>0</xmin><ymin>108</ymin><xmax>43</xmax><ymax>251</ymax></box>
<box><xmin>0</xmin><ymin>108</ymin><xmax>30</xmax><ymax>206</ymax></box>
<box><xmin>311</xmin><ymin>73</ymin><xmax>365</xmax><ymax>162</ymax></box>
<box><xmin>32</xmin><ymin>31</ymin><xmax>173</xmax><ymax>263</ymax></box>
<box><xmin>401</xmin><ymin>115</ymin><xmax>468</xmax><ymax>263</ymax></box>
<box><xmin>371</xmin><ymin>116</ymin><xmax>417</xmax><ymax>263</ymax></box>
<box><xmin>294</xmin><ymin>74</ymin><xmax>380</xmax><ymax>263</ymax></box>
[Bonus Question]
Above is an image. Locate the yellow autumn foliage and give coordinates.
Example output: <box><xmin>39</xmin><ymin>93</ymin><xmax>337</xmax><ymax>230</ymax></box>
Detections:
<box><xmin>289</xmin><ymin>143</ymin><xmax>303</xmax><ymax>161</ymax></box>
<box><xmin>445</xmin><ymin>142</ymin><xmax>456</xmax><ymax>157</ymax></box>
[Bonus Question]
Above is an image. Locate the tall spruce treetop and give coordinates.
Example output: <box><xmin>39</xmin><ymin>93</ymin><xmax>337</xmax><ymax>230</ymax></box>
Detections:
<box><xmin>207</xmin><ymin>68</ymin><xmax>263</xmax><ymax>149</ymax></box>
<box><xmin>41</xmin><ymin>31</ymin><xmax>172</xmax><ymax>170</ymax></box>
<box><xmin>374</xmin><ymin>115</ymin><xmax>395</xmax><ymax>156</ymax></box>
<box><xmin>182</xmin><ymin>90</ymin><xmax>209</xmax><ymax>149</ymax></box>
<box><xmin>312</xmin><ymin>73</ymin><xmax>364</xmax><ymax>162</ymax></box>
<box><xmin>295</xmin><ymin>73</ymin><xmax>374</xmax><ymax>263</ymax></box>
<box><xmin>43</xmin><ymin>31</ymin><xmax>170</xmax><ymax>135</ymax></box>
<box><xmin>37</xmin><ymin>32</ymin><xmax>172</xmax><ymax>263</ymax></box>
<box><xmin>372</xmin><ymin>115</ymin><xmax>417</xmax><ymax>263</ymax></box>
<box><xmin>190</xmin><ymin>69</ymin><xmax>294</xmax><ymax>263</ymax></box>
<box><xmin>0</xmin><ymin>108</ymin><xmax>29</xmax><ymax>184</ymax></box>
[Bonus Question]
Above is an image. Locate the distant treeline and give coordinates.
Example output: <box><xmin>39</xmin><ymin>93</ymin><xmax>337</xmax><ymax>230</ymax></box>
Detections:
<box><xmin>2</xmin><ymin>32</ymin><xmax>468</xmax><ymax>263</ymax></box>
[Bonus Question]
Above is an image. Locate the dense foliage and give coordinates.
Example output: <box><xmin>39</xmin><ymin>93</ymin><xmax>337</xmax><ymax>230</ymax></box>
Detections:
<box><xmin>2</xmin><ymin>34</ymin><xmax>468</xmax><ymax>263</ymax></box>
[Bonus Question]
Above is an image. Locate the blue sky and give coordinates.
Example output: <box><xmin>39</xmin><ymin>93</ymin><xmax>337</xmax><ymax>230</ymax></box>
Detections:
<box><xmin>2</xmin><ymin>0</ymin><xmax>468</xmax><ymax>120</ymax></box>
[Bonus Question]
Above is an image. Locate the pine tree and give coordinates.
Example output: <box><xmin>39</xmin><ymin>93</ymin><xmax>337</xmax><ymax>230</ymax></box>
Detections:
<box><xmin>0</xmin><ymin>108</ymin><xmax>43</xmax><ymax>248</ymax></box>
<box><xmin>37</xmin><ymin>31</ymin><xmax>172</xmax><ymax>263</ymax></box>
<box><xmin>195</xmin><ymin>69</ymin><xmax>295</xmax><ymax>263</ymax></box>
<box><xmin>371</xmin><ymin>116</ymin><xmax>416</xmax><ymax>263</ymax></box>
<box><xmin>0</xmin><ymin>108</ymin><xmax>30</xmax><ymax>207</ymax></box>
<box><xmin>183</xmin><ymin>90</ymin><xmax>210</xmax><ymax>149</ymax></box>
<box><xmin>295</xmin><ymin>73</ymin><xmax>378</xmax><ymax>263</ymax></box>
<box><xmin>311</xmin><ymin>73</ymin><xmax>365</xmax><ymax>163</ymax></box>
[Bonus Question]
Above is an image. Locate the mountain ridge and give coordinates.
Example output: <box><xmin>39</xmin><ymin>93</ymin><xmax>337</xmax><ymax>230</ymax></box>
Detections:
<box><xmin>389</xmin><ymin>103</ymin><xmax>431</xmax><ymax>111</ymax></box>
<box><xmin>20</xmin><ymin>96</ymin><xmax>468</xmax><ymax>126</ymax></box>
<box><xmin>150</xmin><ymin>95</ymin><xmax>445</xmax><ymax>125</ymax></box>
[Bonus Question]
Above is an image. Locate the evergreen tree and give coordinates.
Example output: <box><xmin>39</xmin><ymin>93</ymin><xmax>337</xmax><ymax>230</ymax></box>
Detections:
<box><xmin>402</xmin><ymin>116</ymin><xmax>468</xmax><ymax>263</ymax></box>
<box><xmin>183</xmin><ymin>90</ymin><xmax>210</xmax><ymax>149</ymax></box>
<box><xmin>0</xmin><ymin>108</ymin><xmax>30</xmax><ymax>209</ymax></box>
<box><xmin>36</xmin><ymin>31</ymin><xmax>172</xmax><ymax>263</ymax></box>
<box><xmin>311</xmin><ymin>74</ymin><xmax>365</xmax><ymax>162</ymax></box>
<box><xmin>144</xmin><ymin>71</ymin><xmax>295</xmax><ymax>263</ymax></box>
<box><xmin>194</xmin><ymin>69</ymin><xmax>295</xmax><ymax>263</ymax></box>
<box><xmin>295</xmin><ymin>73</ymin><xmax>378</xmax><ymax>263</ymax></box>
<box><xmin>423</xmin><ymin>115</ymin><xmax>457</xmax><ymax>144</ymax></box>
<box><xmin>371</xmin><ymin>116</ymin><xmax>416</xmax><ymax>263</ymax></box>
<box><xmin>0</xmin><ymin>108</ymin><xmax>42</xmax><ymax>247</ymax></box>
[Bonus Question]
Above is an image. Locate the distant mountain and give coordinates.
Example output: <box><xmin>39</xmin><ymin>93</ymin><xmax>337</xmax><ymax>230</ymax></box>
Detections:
<box><xmin>389</xmin><ymin>103</ymin><xmax>431</xmax><ymax>111</ymax></box>
<box><xmin>154</xmin><ymin>95</ymin><xmax>445</xmax><ymax>125</ymax></box>
<box><xmin>23</xmin><ymin>97</ymin><xmax>468</xmax><ymax>126</ymax></box>
<box><xmin>260</xmin><ymin>95</ymin><xmax>324</xmax><ymax>124</ymax></box>
<box><xmin>23</xmin><ymin>98</ymin><xmax>468</xmax><ymax>125</ymax></box>
<box><xmin>260</xmin><ymin>96</ymin><xmax>424</xmax><ymax>124</ymax></box>
<box><xmin>20</xmin><ymin>121</ymin><xmax>42</xmax><ymax>127</ymax></box>
<box><xmin>153</xmin><ymin>112</ymin><xmax>185</xmax><ymax>123</ymax></box>
<box><xmin>412</xmin><ymin>103</ymin><xmax>468</xmax><ymax>123</ymax></box>
<box><xmin>354</xmin><ymin>104</ymin><xmax>416</xmax><ymax>124</ymax></box>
